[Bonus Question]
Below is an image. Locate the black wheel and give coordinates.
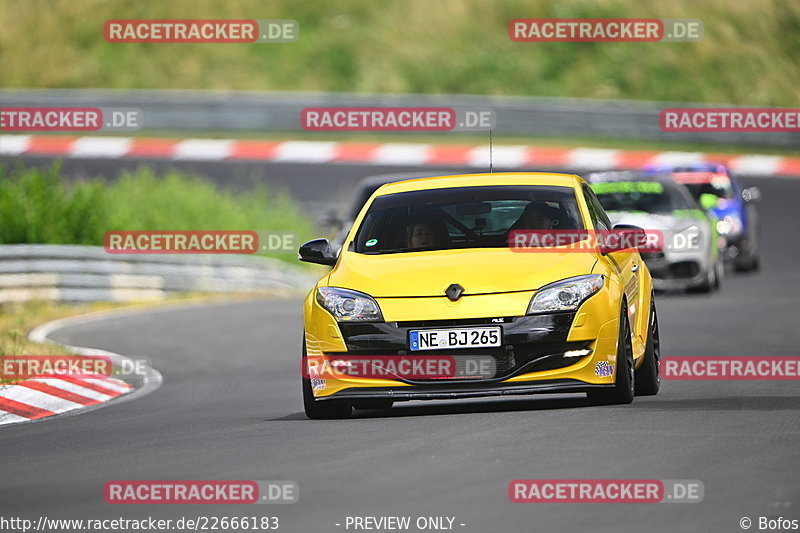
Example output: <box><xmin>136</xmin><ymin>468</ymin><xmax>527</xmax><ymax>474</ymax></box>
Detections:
<box><xmin>688</xmin><ymin>264</ymin><xmax>715</xmax><ymax>293</ymax></box>
<box><xmin>634</xmin><ymin>298</ymin><xmax>661</xmax><ymax>396</ymax></box>
<box><xmin>353</xmin><ymin>400</ymin><xmax>394</xmax><ymax>411</ymax></box>
<box><xmin>735</xmin><ymin>220</ymin><xmax>760</xmax><ymax>272</ymax></box>
<box><xmin>587</xmin><ymin>305</ymin><xmax>635</xmax><ymax>405</ymax></box>
<box><xmin>734</xmin><ymin>247</ymin><xmax>760</xmax><ymax>272</ymax></box>
<box><xmin>712</xmin><ymin>257</ymin><xmax>723</xmax><ymax>290</ymax></box>
<box><xmin>302</xmin><ymin>339</ymin><xmax>352</xmax><ymax>419</ymax></box>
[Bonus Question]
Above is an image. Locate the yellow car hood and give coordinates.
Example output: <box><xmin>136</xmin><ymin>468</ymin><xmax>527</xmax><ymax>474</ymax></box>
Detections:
<box><xmin>327</xmin><ymin>248</ymin><xmax>597</xmax><ymax>297</ymax></box>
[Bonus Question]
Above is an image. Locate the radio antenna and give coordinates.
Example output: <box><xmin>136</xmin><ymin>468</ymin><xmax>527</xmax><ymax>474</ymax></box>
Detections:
<box><xmin>489</xmin><ymin>128</ymin><xmax>493</xmax><ymax>173</ymax></box>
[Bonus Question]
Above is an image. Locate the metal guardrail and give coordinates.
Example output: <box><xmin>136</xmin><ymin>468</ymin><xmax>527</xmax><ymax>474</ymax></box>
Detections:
<box><xmin>1</xmin><ymin>89</ymin><xmax>797</xmax><ymax>148</ymax></box>
<box><xmin>0</xmin><ymin>245</ymin><xmax>316</xmax><ymax>302</ymax></box>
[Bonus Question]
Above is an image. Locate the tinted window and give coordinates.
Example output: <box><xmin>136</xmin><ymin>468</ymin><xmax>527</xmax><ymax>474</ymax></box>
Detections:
<box><xmin>354</xmin><ymin>185</ymin><xmax>584</xmax><ymax>254</ymax></box>
<box><xmin>671</xmin><ymin>172</ymin><xmax>735</xmax><ymax>200</ymax></box>
<box><xmin>591</xmin><ymin>181</ymin><xmax>694</xmax><ymax>214</ymax></box>
<box><xmin>582</xmin><ymin>184</ymin><xmax>611</xmax><ymax>230</ymax></box>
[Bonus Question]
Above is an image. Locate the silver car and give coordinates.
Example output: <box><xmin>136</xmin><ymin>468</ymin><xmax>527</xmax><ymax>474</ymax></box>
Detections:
<box><xmin>584</xmin><ymin>171</ymin><xmax>723</xmax><ymax>293</ymax></box>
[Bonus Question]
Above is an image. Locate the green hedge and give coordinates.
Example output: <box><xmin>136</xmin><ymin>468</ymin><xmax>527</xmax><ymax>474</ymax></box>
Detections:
<box><xmin>0</xmin><ymin>164</ymin><xmax>312</xmax><ymax>263</ymax></box>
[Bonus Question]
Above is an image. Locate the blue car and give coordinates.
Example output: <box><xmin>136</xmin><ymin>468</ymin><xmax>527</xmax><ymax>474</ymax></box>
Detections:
<box><xmin>644</xmin><ymin>163</ymin><xmax>761</xmax><ymax>271</ymax></box>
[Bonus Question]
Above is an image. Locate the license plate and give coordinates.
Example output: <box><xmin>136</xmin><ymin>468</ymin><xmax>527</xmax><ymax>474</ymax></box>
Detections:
<box><xmin>409</xmin><ymin>327</ymin><xmax>502</xmax><ymax>351</ymax></box>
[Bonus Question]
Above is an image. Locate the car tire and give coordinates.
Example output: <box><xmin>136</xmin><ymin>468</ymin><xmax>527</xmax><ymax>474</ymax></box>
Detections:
<box><xmin>713</xmin><ymin>257</ymin><xmax>723</xmax><ymax>290</ymax></box>
<box><xmin>634</xmin><ymin>298</ymin><xmax>661</xmax><ymax>396</ymax></box>
<box><xmin>587</xmin><ymin>306</ymin><xmax>635</xmax><ymax>405</ymax></box>
<box><xmin>735</xmin><ymin>220</ymin><xmax>761</xmax><ymax>272</ymax></box>
<box><xmin>688</xmin><ymin>264</ymin><xmax>715</xmax><ymax>293</ymax></box>
<box><xmin>735</xmin><ymin>247</ymin><xmax>760</xmax><ymax>272</ymax></box>
<box><xmin>302</xmin><ymin>339</ymin><xmax>352</xmax><ymax>420</ymax></box>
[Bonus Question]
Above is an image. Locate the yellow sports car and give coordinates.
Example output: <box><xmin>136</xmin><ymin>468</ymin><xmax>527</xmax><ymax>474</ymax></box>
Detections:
<box><xmin>299</xmin><ymin>173</ymin><xmax>660</xmax><ymax>418</ymax></box>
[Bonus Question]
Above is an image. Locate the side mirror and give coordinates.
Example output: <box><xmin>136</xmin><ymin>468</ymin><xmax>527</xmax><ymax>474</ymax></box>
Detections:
<box><xmin>607</xmin><ymin>224</ymin><xmax>648</xmax><ymax>254</ymax></box>
<box><xmin>699</xmin><ymin>193</ymin><xmax>720</xmax><ymax>210</ymax></box>
<box><xmin>298</xmin><ymin>238</ymin><xmax>337</xmax><ymax>266</ymax></box>
<box><xmin>612</xmin><ymin>223</ymin><xmax>646</xmax><ymax>233</ymax></box>
<box><xmin>742</xmin><ymin>187</ymin><xmax>761</xmax><ymax>203</ymax></box>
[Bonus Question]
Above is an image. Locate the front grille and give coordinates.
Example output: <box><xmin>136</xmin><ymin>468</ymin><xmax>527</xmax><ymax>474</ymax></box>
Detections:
<box><xmin>402</xmin><ymin>347</ymin><xmax>587</xmax><ymax>383</ymax></box>
<box><xmin>336</xmin><ymin>314</ymin><xmax>584</xmax><ymax>383</ymax></box>
<box><xmin>450</xmin><ymin>352</ymin><xmax>515</xmax><ymax>378</ymax></box>
<box><xmin>668</xmin><ymin>261</ymin><xmax>700</xmax><ymax>279</ymax></box>
<box><xmin>645</xmin><ymin>260</ymin><xmax>700</xmax><ymax>280</ymax></box>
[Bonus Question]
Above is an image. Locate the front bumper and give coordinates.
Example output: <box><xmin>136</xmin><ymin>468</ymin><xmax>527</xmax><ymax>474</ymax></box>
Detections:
<box><xmin>307</xmin><ymin>310</ymin><xmax>621</xmax><ymax>400</ymax></box>
<box><xmin>337</xmin><ymin>313</ymin><xmax>586</xmax><ymax>379</ymax></box>
<box><xmin>320</xmin><ymin>378</ymin><xmax>612</xmax><ymax>402</ymax></box>
<box><xmin>642</xmin><ymin>248</ymin><xmax>712</xmax><ymax>290</ymax></box>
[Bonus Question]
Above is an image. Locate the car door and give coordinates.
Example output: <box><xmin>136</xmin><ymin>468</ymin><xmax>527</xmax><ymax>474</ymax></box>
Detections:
<box><xmin>582</xmin><ymin>184</ymin><xmax>641</xmax><ymax>333</ymax></box>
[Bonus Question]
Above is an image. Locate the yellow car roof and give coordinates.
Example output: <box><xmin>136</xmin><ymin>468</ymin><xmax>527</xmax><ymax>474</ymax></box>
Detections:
<box><xmin>374</xmin><ymin>172</ymin><xmax>583</xmax><ymax>196</ymax></box>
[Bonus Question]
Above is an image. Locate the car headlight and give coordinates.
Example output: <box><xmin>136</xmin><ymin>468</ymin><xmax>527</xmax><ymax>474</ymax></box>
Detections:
<box><xmin>527</xmin><ymin>274</ymin><xmax>604</xmax><ymax>314</ymax></box>
<box><xmin>674</xmin><ymin>225</ymin><xmax>701</xmax><ymax>250</ymax></box>
<box><xmin>316</xmin><ymin>287</ymin><xmax>383</xmax><ymax>322</ymax></box>
<box><xmin>716</xmin><ymin>215</ymin><xmax>742</xmax><ymax>236</ymax></box>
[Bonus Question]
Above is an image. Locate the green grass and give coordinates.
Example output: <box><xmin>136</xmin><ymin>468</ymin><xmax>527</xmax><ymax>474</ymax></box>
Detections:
<box><xmin>0</xmin><ymin>300</ymin><xmax>116</xmax><ymax>385</ymax></box>
<box><xmin>0</xmin><ymin>164</ymin><xmax>312</xmax><ymax>263</ymax></box>
<box><xmin>0</xmin><ymin>0</ymin><xmax>798</xmax><ymax>105</ymax></box>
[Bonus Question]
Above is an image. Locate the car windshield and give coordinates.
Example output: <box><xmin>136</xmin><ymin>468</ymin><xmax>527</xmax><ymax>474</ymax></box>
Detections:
<box><xmin>591</xmin><ymin>181</ymin><xmax>694</xmax><ymax>214</ymax></box>
<box><xmin>670</xmin><ymin>171</ymin><xmax>735</xmax><ymax>200</ymax></box>
<box><xmin>353</xmin><ymin>185</ymin><xmax>584</xmax><ymax>254</ymax></box>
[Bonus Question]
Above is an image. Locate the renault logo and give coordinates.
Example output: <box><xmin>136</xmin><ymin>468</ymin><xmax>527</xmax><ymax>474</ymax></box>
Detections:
<box><xmin>445</xmin><ymin>283</ymin><xmax>464</xmax><ymax>301</ymax></box>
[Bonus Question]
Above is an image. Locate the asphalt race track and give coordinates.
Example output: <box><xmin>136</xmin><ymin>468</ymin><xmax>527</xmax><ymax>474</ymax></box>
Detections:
<box><xmin>1</xmin><ymin>160</ymin><xmax>798</xmax><ymax>532</ymax></box>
